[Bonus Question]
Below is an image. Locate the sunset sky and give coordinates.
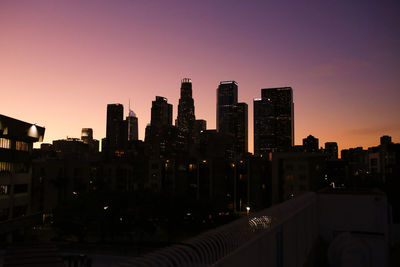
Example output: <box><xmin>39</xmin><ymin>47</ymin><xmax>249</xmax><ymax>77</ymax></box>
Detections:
<box><xmin>1</xmin><ymin>0</ymin><xmax>399</xmax><ymax>153</ymax></box>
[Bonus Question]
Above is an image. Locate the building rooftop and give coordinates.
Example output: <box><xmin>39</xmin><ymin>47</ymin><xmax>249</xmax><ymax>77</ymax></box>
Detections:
<box><xmin>0</xmin><ymin>114</ymin><xmax>45</xmax><ymax>142</ymax></box>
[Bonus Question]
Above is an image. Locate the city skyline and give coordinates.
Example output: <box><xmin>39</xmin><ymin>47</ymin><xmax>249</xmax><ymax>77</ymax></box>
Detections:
<box><xmin>1</xmin><ymin>0</ymin><xmax>399</xmax><ymax>152</ymax></box>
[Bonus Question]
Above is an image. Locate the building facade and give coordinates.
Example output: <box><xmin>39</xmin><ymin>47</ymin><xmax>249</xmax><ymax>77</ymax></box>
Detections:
<box><xmin>234</xmin><ymin>102</ymin><xmax>248</xmax><ymax>155</ymax></box>
<box><xmin>176</xmin><ymin>78</ymin><xmax>195</xmax><ymax>134</ymax></box>
<box><xmin>126</xmin><ymin>110</ymin><xmax>138</xmax><ymax>141</ymax></box>
<box><xmin>104</xmin><ymin>103</ymin><xmax>127</xmax><ymax>152</ymax></box>
<box><xmin>254</xmin><ymin>87</ymin><xmax>294</xmax><ymax>155</ymax></box>
<box><xmin>217</xmin><ymin>81</ymin><xmax>238</xmax><ymax>136</ymax></box>
<box><xmin>0</xmin><ymin>114</ymin><xmax>45</xmax><ymax>242</ymax></box>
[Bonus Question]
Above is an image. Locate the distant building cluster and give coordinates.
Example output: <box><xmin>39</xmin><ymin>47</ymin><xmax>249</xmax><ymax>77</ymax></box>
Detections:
<box><xmin>1</xmin><ymin>78</ymin><xmax>399</xmax><ymax>244</ymax></box>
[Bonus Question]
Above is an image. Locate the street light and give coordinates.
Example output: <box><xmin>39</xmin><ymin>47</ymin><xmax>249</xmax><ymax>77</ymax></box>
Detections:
<box><xmin>246</xmin><ymin>206</ymin><xmax>250</xmax><ymax>216</ymax></box>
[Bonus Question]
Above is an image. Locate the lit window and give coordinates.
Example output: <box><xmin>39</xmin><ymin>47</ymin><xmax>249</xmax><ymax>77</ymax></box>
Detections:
<box><xmin>0</xmin><ymin>162</ymin><xmax>13</xmax><ymax>172</ymax></box>
<box><xmin>16</xmin><ymin>141</ymin><xmax>29</xmax><ymax>151</ymax></box>
<box><xmin>0</xmin><ymin>185</ymin><xmax>10</xmax><ymax>195</ymax></box>
<box><xmin>0</xmin><ymin>138</ymin><xmax>11</xmax><ymax>149</ymax></box>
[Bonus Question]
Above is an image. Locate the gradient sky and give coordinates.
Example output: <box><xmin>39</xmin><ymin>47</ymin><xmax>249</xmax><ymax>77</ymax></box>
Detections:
<box><xmin>1</xmin><ymin>0</ymin><xmax>399</xmax><ymax>154</ymax></box>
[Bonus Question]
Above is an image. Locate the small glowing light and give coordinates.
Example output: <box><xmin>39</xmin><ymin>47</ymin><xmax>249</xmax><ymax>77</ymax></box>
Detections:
<box><xmin>103</xmin><ymin>206</ymin><xmax>109</xmax><ymax>210</ymax></box>
<box><xmin>231</xmin><ymin>163</ymin><xmax>235</xmax><ymax>168</ymax></box>
<box><xmin>72</xmin><ymin>191</ymin><xmax>77</xmax><ymax>195</ymax></box>
<box><xmin>119</xmin><ymin>217</ymin><xmax>123</xmax><ymax>221</ymax></box>
<box><xmin>202</xmin><ymin>160</ymin><xmax>207</xmax><ymax>163</ymax></box>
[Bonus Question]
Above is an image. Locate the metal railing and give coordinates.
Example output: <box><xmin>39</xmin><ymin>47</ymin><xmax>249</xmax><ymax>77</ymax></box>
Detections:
<box><xmin>124</xmin><ymin>192</ymin><xmax>317</xmax><ymax>267</ymax></box>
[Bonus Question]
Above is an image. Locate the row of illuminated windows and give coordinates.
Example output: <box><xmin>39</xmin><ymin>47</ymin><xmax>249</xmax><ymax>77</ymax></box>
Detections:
<box><xmin>0</xmin><ymin>184</ymin><xmax>28</xmax><ymax>195</ymax></box>
<box><xmin>0</xmin><ymin>162</ymin><xmax>29</xmax><ymax>173</ymax></box>
<box><xmin>16</xmin><ymin>141</ymin><xmax>29</xmax><ymax>151</ymax></box>
<box><xmin>0</xmin><ymin>138</ymin><xmax>10</xmax><ymax>149</ymax></box>
<box><xmin>0</xmin><ymin>138</ymin><xmax>30</xmax><ymax>151</ymax></box>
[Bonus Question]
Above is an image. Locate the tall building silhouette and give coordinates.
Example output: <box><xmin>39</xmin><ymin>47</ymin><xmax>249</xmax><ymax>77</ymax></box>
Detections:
<box><xmin>217</xmin><ymin>81</ymin><xmax>238</xmax><ymax>136</ymax></box>
<box><xmin>104</xmin><ymin>103</ymin><xmax>127</xmax><ymax>152</ymax></box>
<box><xmin>303</xmin><ymin>135</ymin><xmax>319</xmax><ymax>152</ymax></box>
<box><xmin>81</xmin><ymin>128</ymin><xmax>99</xmax><ymax>152</ymax></box>
<box><xmin>126</xmin><ymin>109</ymin><xmax>138</xmax><ymax>141</ymax></box>
<box><xmin>254</xmin><ymin>87</ymin><xmax>294</xmax><ymax>155</ymax></box>
<box><xmin>0</xmin><ymin>114</ymin><xmax>45</xmax><ymax>241</ymax></box>
<box><xmin>234</xmin><ymin>102</ymin><xmax>248</xmax><ymax>154</ymax></box>
<box><xmin>176</xmin><ymin>78</ymin><xmax>195</xmax><ymax>134</ymax></box>
<box><xmin>193</xmin><ymin>119</ymin><xmax>207</xmax><ymax>145</ymax></box>
<box><xmin>151</xmin><ymin>96</ymin><xmax>172</xmax><ymax>129</ymax></box>
<box><xmin>325</xmin><ymin>142</ymin><xmax>338</xmax><ymax>159</ymax></box>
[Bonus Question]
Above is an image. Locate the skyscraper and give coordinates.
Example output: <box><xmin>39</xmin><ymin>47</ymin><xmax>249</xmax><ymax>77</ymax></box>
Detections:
<box><xmin>126</xmin><ymin>109</ymin><xmax>138</xmax><ymax>141</ymax></box>
<box><xmin>176</xmin><ymin>78</ymin><xmax>195</xmax><ymax>134</ymax></box>
<box><xmin>234</xmin><ymin>102</ymin><xmax>248</xmax><ymax>154</ymax></box>
<box><xmin>217</xmin><ymin>81</ymin><xmax>238</xmax><ymax>136</ymax></box>
<box><xmin>254</xmin><ymin>87</ymin><xmax>294</xmax><ymax>155</ymax></box>
<box><xmin>104</xmin><ymin>103</ymin><xmax>127</xmax><ymax>151</ymax></box>
<box><xmin>150</xmin><ymin>96</ymin><xmax>172</xmax><ymax>129</ymax></box>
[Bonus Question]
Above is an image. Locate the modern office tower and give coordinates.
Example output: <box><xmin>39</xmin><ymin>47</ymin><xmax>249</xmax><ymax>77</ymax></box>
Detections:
<box><xmin>176</xmin><ymin>78</ymin><xmax>195</xmax><ymax>134</ymax></box>
<box><xmin>254</xmin><ymin>87</ymin><xmax>294</xmax><ymax>155</ymax></box>
<box><xmin>81</xmin><ymin>128</ymin><xmax>99</xmax><ymax>153</ymax></box>
<box><xmin>325</xmin><ymin>142</ymin><xmax>338</xmax><ymax>159</ymax></box>
<box><xmin>0</xmin><ymin>114</ymin><xmax>45</xmax><ymax>242</ymax></box>
<box><xmin>106</xmin><ymin>104</ymin><xmax>123</xmax><ymax>139</ymax></box>
<box><xmin>81</xmin><ymin>128</ymin><xmax>93</xmax><ymax>142</ymax></box>
<box><xmin>217</xmin><ymin>81</ymin><xmax>238</xmax><ymax>135</ymax></box>
<box><xmin>303</xmin><ymin>135</ymin><xmax>319</xmax><ymax>153</ymax></box>
<box><xmin>151</xmin><ymin>96</ymin><xmax>172</xmax><ymax>129</ymax></box>
<box><xmin>105</xmin><ymin>104</ymin><xmax>127</xmax><ymax>152</ymax></box>
<box><xmin>126</xmin><ymin>110</ymin><xmax>138</xmax><ymax>141</ymax></box>
<box><xmin>234</xmin><ymin>102</ymin><xmax>248</xmax><ymax>154</ymax></box>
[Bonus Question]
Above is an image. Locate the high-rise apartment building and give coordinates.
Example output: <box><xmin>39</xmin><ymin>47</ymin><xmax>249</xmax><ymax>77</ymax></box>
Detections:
<box><xmin>254</xmin><ymin>87</ymin><xmax>294</xmax><ymax>155</ymax></box>
<box><xmin>217</xmin><ymin>81</ymin><xmax>238</xmax><ymax>136</ymax></box>
<box><xmin>176</xmin><ymin>78</ymin><xmax>195</xmax><ymax>134</ymax></box>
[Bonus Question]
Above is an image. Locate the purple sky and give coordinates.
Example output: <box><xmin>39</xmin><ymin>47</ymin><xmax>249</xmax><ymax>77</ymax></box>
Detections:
<box><xmin>1</xmin><ymin>0</ymin><xmax>399</xmax><ymax>153</ymax></box>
